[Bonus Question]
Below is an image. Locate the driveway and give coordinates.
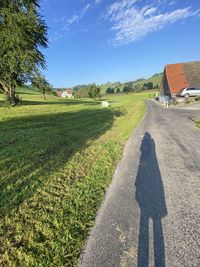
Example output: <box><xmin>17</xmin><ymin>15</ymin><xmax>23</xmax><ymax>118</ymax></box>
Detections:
<box><xmin>80</xmin><ymin>100</ymin><xmax>200</xmax><ymax>267</ymax></box>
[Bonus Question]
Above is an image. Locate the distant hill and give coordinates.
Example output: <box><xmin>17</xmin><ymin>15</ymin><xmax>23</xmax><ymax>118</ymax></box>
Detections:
<box><xmin>133</xmin><ymin>72</ymin><xmax>162</xmax><ymax>88</ymax></box>
<box><xmin>99</xmin><ymin>72</ymin><xmax>162</xmax><ymax>94</ymax></box>
<box><xmin>71</xmin><ymin>73</ymin><xmax>162</xmax><ymax>97</ymax></box>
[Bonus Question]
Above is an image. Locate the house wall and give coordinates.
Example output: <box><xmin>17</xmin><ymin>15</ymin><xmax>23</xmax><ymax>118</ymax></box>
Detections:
<box><xmin>160</xmin><ymin>71</ymin><xmax>171</xmax><ymax>96</ymax></box>
<box><xmin>61</xmin><ymin>92</ymin><xmax>73</xmax><ymax>98</ymax></box>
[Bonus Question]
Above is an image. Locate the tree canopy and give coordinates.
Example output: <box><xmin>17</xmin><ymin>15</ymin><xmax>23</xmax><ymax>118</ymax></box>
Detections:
<box><xmin>31</xmin><ymin>71</ymin><xmax>52</xmax><ymax>100</ymax></box>
<box><xmin>106</xmin><ymin>87</ymin><xmax>115</xmax><ymax>94</ymax></box>
<box><xmin>0</xmin><ymin>0</ymin><xmax>48</xmax><ymax>105</ymax></box>
<box><xmin>88</xmin><ymin>84</ymin><xmax>101</xmax><ymax>100</ymax></box>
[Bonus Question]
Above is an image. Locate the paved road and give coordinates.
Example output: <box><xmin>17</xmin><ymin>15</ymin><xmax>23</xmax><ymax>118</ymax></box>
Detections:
<box><xmin>80</xmin><ymin>101</ymin><xmax>200</xmax><ymax>267</ymax></box>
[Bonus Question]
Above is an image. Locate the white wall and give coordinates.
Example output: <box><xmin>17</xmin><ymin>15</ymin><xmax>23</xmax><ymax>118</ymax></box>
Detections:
<box><xmin>61</xmin><ymin>92</ymin><xmax>73</xmax><ymax>98</ymax></box>
<box><xmin>159</xmin><ymin>95</ymin><xmax>170</xmax><ymax>104</ymax></box>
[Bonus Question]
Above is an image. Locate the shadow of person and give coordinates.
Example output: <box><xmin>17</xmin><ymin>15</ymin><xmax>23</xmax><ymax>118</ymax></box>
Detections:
<box><xmin>135</xmin><ymin>132</ymin><xmax>167</xmax><ymax>267</ymax></box>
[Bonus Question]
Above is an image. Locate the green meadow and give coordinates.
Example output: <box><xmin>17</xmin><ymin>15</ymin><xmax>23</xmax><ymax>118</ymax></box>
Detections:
<box><xmin>0</xmin><ymin>91</ymin><xmax>153</xmax><ymax>266</ymax></box>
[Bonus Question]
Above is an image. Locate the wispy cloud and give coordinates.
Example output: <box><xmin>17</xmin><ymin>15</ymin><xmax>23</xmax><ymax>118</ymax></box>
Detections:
<box><xmin>104</xmin><ymin>0</ymin><xmax>200</xmax><ymax>45</ymax></box>
<box><xmin>49</xmin><ymin>31</ymin><xmax>64</xmax><ymax>43</ymax></box>
<box><xmin>169</xmin><ymin>1</ymin><xmax>177</xmax><ymax>6</ymax></box>
<box><xmin>94</xmin><ymin>0</ymin><xmax>103</xmax><ymax>4</ymax></box>
<box><xmin>66</xmin><ymin>4</ymin><xmax>91</xmax><ymax>26</ymax></box>
<box><xmin>64</xmin><ymin>0</ymin><xmax>102</xmax><ymax>29</ymax></box>
<box><xmin>50</xmin><ymin>1</ymin><xmax>103</xmax><ymax>42</ymax></box>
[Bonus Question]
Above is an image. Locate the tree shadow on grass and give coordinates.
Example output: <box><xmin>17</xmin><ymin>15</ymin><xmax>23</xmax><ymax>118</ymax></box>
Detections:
<box><xmin>0</xmin><ymin>98</ymin><xmax>118</xmax><ymax>107</ymax></box>
<box><xmin>20</xmin><ymin>99</ymin><xmax>118</xmax><ymax>106</ymax></box>
<box><xmin>135</xmin><ymin>132</ymin><xmax>167</xmax><ymax>267</ymax></box>
<box><xmin>0</xmin><ymin>99</ymin><xmax>100</xmax><ymax>107</ymax></box>
<box><xmin>21</xmin><ymin>100</ymin><xmax>103</xmax><ymax>106</ymax></box>
<box><xmin>0</xmin><ymin>108</ymin><xmax>125</xmax><ymax>219</ymax></box>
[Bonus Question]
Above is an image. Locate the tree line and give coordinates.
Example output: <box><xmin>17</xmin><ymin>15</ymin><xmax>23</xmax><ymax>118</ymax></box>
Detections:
<box><xmin>106</xmin><ymin>82</ymin><xmax>159</xmax><ymax>94</ymax></box>
<box><xmin>73</xmin><ymin>84</ymin><xmax>101</xmax><ymax>100</ymax></box>
<box><xmin>72</xmin><ymin>79</ymin><xmax>160</xmax><ymax>99</ymax></box>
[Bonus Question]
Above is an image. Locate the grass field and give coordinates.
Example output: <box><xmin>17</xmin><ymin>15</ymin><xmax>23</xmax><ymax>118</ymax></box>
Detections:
<box><xmin>0</xmin><ymin>90</ymin><xmax>153</xmax><ymax>266</ymax></box>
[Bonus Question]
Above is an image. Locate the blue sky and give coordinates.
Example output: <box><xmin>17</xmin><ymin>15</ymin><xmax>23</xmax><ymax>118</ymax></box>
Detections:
<box><xmin>40</xmin><ymin>0</ymin><xmax>200</xmax><ymax>88</ymax></box>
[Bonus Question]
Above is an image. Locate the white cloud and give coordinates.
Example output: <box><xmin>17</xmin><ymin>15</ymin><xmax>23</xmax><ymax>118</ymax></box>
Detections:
<box><xmin>67</xmin><ymin>15</ymin><xmax>80</xmax><ymax>25</ymax></box>
<box><xmin>144</xmin><ymin>7</ymin><xmax>157</xmax><ymax>16</ymax></box>
<box><xmin>65</xmin><ymin>4</ymin><xmax>91</xmax><ymax>26</ymax></box>
<box><xmin>94</xmin><ymin>0</ymin><xmax>103</xmax><ymax>4</ymax></box>
<box><xmin>105</xmin><ymin>0</ymin><xmax>138</xmax><ymax>17</ymax></box>
<box><xmin>105</xmin><ymin>1</ymin><xmax>199</xmax><ymax>45</ymax></box>
<box><xmin>51</xmin><ymin>0</ymin><xmax>103</xmax><ymax>42</ymax></box>
<box><xmin>169</xmin><ymin>1</ymin><xmax>177</xmax><ymax>6</ymax></box>
<box><xmin>64</xmin><ymin>0</ymin><xmax>102</xmax><ymax>28</ymax></box>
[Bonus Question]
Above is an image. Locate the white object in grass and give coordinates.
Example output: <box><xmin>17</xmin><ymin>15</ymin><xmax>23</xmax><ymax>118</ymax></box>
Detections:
<box><xmin>102</xmin><ymin>101</ymin><xmax>110</xmax><ymax>108</ymax></box>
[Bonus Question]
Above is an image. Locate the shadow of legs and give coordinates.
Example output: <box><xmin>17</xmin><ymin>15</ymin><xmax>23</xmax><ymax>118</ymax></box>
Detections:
<box><xmin>137</xmin><ymin>212</ymin><xmax>149</xmax><ymax>267</ymax></box>
<box><xmin>153</xmin><ymin>216</ymin><xmax>165</xmax><ymax>267</ymax></box>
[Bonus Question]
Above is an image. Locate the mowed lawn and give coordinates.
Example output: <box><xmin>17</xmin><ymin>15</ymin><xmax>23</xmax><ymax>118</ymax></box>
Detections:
<box><xmin>0</xmin><ymin>91</ymin><xmax>151</xmax><ymax>266</ymax></box>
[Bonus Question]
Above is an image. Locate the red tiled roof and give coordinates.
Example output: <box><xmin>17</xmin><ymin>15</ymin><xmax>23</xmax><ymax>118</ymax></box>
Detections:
<box><xmin>65</xmin><ymin>89</ymin><xmax>72</xmax><ymax>94</ymax></box>
<box><xmin>55</xmin><ymin>88</ymin><xmax>73</xmax><ymax>97</ymax></box>
<box><xmin>56</xmin><ymin>90</ymin><xmax>62</xmax><ymax>97</ymax></box>
<box><xmin>165</xmin><ymin>63</ymin><xmax>189</xmax><ymax>95</ymax></box>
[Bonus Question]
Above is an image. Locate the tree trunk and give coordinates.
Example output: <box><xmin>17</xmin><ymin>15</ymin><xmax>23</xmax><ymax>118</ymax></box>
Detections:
<box><xmin>0</xmin><ymin>81</ymin><xmax>18</xmax><ymax>106</ymax></box>
<box><xmin>7</xmin><ymin>84</ymin><xmax>18</xmax><ymax>106</ymax></box>
<box><xmin>0</xmin><ymin>83</ymin><xmax>4</xmax><ymax>94</ymax></box>
<box><xmin>42</xmin><ymin>91</ymin><xmax>46</xmax><ymax>100</ymax></box>
<box><xmin>0</xmin><ymin>81</ymin><xmax>19</xmax><ymax>106</ymax></box>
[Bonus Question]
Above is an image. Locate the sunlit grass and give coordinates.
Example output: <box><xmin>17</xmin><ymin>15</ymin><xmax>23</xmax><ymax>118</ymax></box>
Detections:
<box><xmin>0</xmin><ymin>90</ymin><xmax>152</xmax><ymax>266</ymax></box>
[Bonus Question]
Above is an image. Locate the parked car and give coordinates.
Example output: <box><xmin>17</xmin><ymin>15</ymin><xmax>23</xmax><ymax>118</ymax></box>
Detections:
<box><xmin>179</xmin><ymin>87</ymin><xmax>200</xmax><ymax>98</ymax></box>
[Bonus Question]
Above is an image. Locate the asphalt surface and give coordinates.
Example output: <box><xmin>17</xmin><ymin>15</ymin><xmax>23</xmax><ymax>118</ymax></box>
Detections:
<box><xmin>79</xmin><ymin>100</ymin><xmax>200</xmax><ymax>267</ymax></box>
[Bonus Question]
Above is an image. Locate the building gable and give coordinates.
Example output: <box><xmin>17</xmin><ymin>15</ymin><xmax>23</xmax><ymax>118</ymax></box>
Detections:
<box><xmin>165</xmin><ymin>63</ymin><xmax>188</xmax><ymax>95</ymax></box>
<box><xmin>160</xmin><ymin>61</ymin><xmax>200</xmax><ymax>96</ymax></box>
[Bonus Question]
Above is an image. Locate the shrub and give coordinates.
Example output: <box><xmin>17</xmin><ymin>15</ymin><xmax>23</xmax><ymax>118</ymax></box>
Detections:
<box><xmin>106</xmin><ymin>87</ymin><xmax>115</xmax><ymax>94</ymax></box>
<box><xmin>185</xmin><ymin>98</ymin><xmax>191</xmax><ymax>104</ymax></box>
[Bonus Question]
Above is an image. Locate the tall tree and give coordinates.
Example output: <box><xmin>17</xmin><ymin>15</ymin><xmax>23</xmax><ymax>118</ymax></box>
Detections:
<box><xmin>123</xmin><ymin>85</ymin><xmax>132</xmax><ymax>93</ymax></box>
<box><xmin>106</xmin><ymin>87</ymin><xmax>115</xmax><ymax>94</ymax></box>
<box><xmin>31</xmin><ymin>71</ymin><xmax>52</xmax><ymax>100</ymax></box>
<box><xmin>0</xmin><ymin>0</ymin><xmax>48</xmax><ymax>105</ymax></box>
<box><xmin>88</xmin><ymin>84</ymin><xmax>101</xmax><ymax>100</ymax></box>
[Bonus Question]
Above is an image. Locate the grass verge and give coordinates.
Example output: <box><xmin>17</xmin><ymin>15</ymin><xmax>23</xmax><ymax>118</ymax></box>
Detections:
<box><xmin>0</xmin><ymin>91</ymin><xmax>148</xmax><ymax>266</ymax></box>
<box><xmin>196</xmin><ymin>121</ymin><xmax>200</xmax><ymax>128</ymax></box>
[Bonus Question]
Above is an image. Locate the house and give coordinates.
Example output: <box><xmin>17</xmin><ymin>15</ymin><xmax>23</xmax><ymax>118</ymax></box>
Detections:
<box><xmin>61</xmin><ymin>89</ymin><xmax>73</xmax><ymax>98</ymax></box>
<box><xmin>160</xmin><ymin>61</ymin><xmax>200</xmax><ymax>102</ymax></box>
<box><xmin>55</xmin><ymin>89</ymin><xmax>73</xmax><ymax>98</ymax></box>
<box><xmin>55</xmin><ymin>90</ymin><xmax>62</xmax><ymax>97</ymax></box>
